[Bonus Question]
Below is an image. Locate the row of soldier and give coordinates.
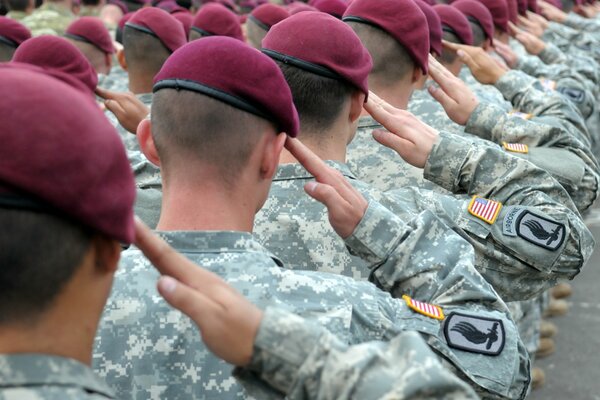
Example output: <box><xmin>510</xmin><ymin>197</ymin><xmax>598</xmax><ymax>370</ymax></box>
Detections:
<box><xmin>0</xmin><ymin>0</ymin><xmax>599</xmax><ymax>397</ymax></box>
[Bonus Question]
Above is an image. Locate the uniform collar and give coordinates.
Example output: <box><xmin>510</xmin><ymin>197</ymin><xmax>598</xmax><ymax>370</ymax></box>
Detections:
<box><xmin>39</xmin><ymin>3</ymin><xmax>74</xmax><ymax>17</ymax></box>
<box><xmin>152</xmin><ymin>230</ymin><xmax>284</xmax><ymax>267</ymax></box>
<box><xmin>357</xmin><ymin>115</ymin><xmax>381</xmax><ymax>129</ymax></box>
<box><xmin>0</xmin><ymin>354</ymin><xmax>114</xmax><ymax>398</ymax></box>
<box><xmin>273</xmin><ymin>161</ymin><xmax>356</xmax><ymax>181</ymax></box>
<box><xmin>136</xmin><ymin>92</ymin><xmax>153</xmax><ymax>106</ymax></box>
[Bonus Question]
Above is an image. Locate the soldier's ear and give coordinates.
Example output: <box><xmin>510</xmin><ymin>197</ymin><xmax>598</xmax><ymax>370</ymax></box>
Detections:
<box><xmin>349</xmin><ymin>91</ymin><xmax>365</xmax><ymax>124</ymax></box>
<box><xmin>117</xmin><ymin>48</ymin><xmax>127</xmax><ymax>71</ymax></box>
<box><xmin>138</xmin><ymin>118</ymin><xmax>161</xmax><ymax>167</ymax></box>
<box><xmin>411</xmin><ymin>67</ymin><xmax>427</xmax><ymax>89</ymax></box>
<box><xmin>92</xmin><ymin>235</ymin><xmax>121</xmax><ymax>274</ymax></box>
<box><xmin>259</xmin><ymin>131</ymin><xmax>286</xmax><ymax>180</ymax></box>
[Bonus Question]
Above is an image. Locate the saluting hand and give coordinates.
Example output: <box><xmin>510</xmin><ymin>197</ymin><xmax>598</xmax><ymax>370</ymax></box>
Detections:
<box><xmin>509</xmin><ymin>22</ymin><xmax>547</xmax><ymax>55</ymax></box>
<box><xmin>442</xmin><ymin>41</ymin><xmax>508</xmax><ymax>85</ymax></box>
<box><xmin>426</xmin><ymin>55</ymin><xmax>480</xmax><ymax>126</ymax></box>
<box><xmin>538</xmin><ymin>0</ymin><xmax>568</xmax><ymax>22</ymax></box>
<box><xmin>285</xmin><ymin>137</ymin><xmax>368</xmax><ymax>239</ymax></box>
<box><xmin>363</xmin><ymin>91</ymin><xmax>439</xmax><ymax>168</ymax></box>
<box><xmin>96</xmin><ymin>87</ymin><xmax>150</xmax><ymax>134</ymax></box>
<box><xmin>517</xmin><ymin>14</ymin><xmax>546</xmax><ymax>37</ymax></box>
<box><xmin>493</xmin><ymin>41</ymin><xmax>520</xmax><ymax>68</ymax></box>
<box><xmin>133</xmin><ymin>217</ymin><xmax>263</xmax><ymax>367</ymax></box>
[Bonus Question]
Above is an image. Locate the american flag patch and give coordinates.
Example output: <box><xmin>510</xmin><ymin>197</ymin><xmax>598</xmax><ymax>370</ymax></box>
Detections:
<box><xmin>508</xmin><ymin>110</ymin><xmax>532</xmax><ymax>120</ymax></box>
<box><xmin>502</xmin><ymin>142</ymin><xmax>529</xmax><ymax>154</ymax></box>
<box><xmin>402</xmin><ymin>295</ymin><xmax>444</xmax><ymax>320</ymax></box>
<box><xmin>468</xmin><ymin>196</ymin><xmax>502</xmax><ymax>224</ymax></box>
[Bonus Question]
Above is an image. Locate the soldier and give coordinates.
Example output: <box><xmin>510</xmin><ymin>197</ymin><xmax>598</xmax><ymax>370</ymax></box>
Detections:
<box><xmin>12</xmin><ymin>35</ymin><xmax>98</xmax><ymax>95</ymax></box>
<box><xmin>5</xmin><ymin>0</ymin><xmax>33</xmax><ymax>20</ymax></box>
<box><xmin>65</xmin><ymin>16</ymin><xmax>114</xmax><ymax>78</ymax></box>
<box><xmin>0</xmin><ymin>15</ymin><xmax>30</xmax><ymax>60</ymax></box>
<box><xmin>246</xmin><ymin>3</ymin><xmax>288</xmax><ymax>49</ymax></box>
<box><xmin>189</xmin><ymin>3</ymin><xmax>243</xmax><ymax>41</ymax></box>
<box><xmin>93</xmin><ymin>37</ymin><xmax>529</xmax><ymax>400</ymax></box>
<box><xmin>433</xmin><ymin>4</ymin><xmax>473</xmax><ymax>75</ymax></box>
<box><xmin>21</xmin><ymin>0</ymin><xmax>75</xmax><ymax>35</ymax></box>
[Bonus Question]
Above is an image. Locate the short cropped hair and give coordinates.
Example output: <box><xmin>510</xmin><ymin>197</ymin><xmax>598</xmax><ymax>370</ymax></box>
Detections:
<box><xmin>123</xmin><ymin>25</ymin><xmax>171</xmax><ymax>76</ymax></box>
<box><xmin>346</xmin><ymin>21</ymin><xmax>415</xmax><ymax>84</ymax></box>
<box><xmin>469</xmin><ymin>20</ymin><xmax>487</xmax><ymax>47</ymax></box>
<box><xmin>0</xmin><ymin>42</ymin><xmax>16</xmax><ymax>61</ymax></box>
<box><xmin>152</xmin><ymin>89</ymin><xmax>276</xmax><ymax>188</ymax></box>
<box><xmin>440</xmin><ymin>30</ymin><xmax>460</xmax><ymax>64</ymax></box>
<box><xmin>0</xmin><ymin>209</ymin><xmax>92</xmax><ymax>325</ymax></box>
<box><xmin>188</xmin><ymin>29</ymin><xmax>209</xmax><ymax>41</ymax></box>
<box><xmin>276</xmin><ymin>61</ymin><xmax>354</xmax><ymax>137</ymax></box>
<box><xmin>67</xmin><ymin>39</ymin><xmax>107</xmax><ymax>72</ymax></box>
<box><xmin>246</xmin><ymin>18</ymin><xmax>267</xmax><ymax>49</ymax></box>
<box><xmin>6</xmin><ymin>0</ymin><xmax>29</xmax><ymax>11</ymax></box>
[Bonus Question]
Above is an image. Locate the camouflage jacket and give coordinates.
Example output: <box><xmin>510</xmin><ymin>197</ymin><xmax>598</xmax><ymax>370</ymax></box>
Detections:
<box><xmin>94</xmin><ymin>217</ymin><xmax>529</xmax><ymax>399</ymax></box>
<box><xmin>0</xmin><ymin>354</ymin><xmax>114</xmax><ymax>399</ymax></box>
<box><xmin>6</xmin><ymin>10</ymin><xmax>28</xmax><ymax>21</ymax></box>
<box><xmin>347</xmin><ymin>125</ymin><xmax>594</xmax><ymax>299</ymax></box>
<box><xmin>128</xmin><ymin>149</ymin><xmax>162</xmax><ymax>228</ymax></box>
<box><xmin>245</xmin><ymin>308</ymin><xmax>479</xmax><ymax>399</ymax></box>
<box><xmin>21</xmin><ymin>3</ymin><xmax>74</xmax><ymax>36</ymax></box>
<box><xmin>98</xmin><ymin>65</ymin><xmax>129</xmax><ymax>93</ymax></box>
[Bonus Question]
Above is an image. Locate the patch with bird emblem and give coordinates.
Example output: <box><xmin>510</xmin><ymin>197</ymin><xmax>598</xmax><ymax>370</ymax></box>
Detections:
<box><xmin>516</xmin><ymin>211</ymin><xmax>565</xmax><ymax>251</ymax></box>
<box><xmin>502</xmin><ymin>142</ymin><xmax>528</xmax><ymax>154</ymax></box>
<box><xmin>402</xmin><ymin>295</ymin><xmax>444</xmax><ymax>320</ymax></box>
<box><xmin>468</xmin><ymin>196</ymin><xmax>502</xmax><ymax>225</ymax></box>
<box><xmin>444</xmin><ymin>312</ymin><xmax>505</xmax><ymax>356</ymax></box>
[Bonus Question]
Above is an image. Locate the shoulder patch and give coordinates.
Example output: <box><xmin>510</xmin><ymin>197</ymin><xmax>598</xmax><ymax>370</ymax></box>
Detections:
<box><xmin>539</xmin><ymin>78</ymin><xmax>556</xmax><ymax>92</ymax></box>
<box><xmin>402</xmin><ymin>295</ymin><xmax>444</xmax><ymax>320</ymax></box>
<box><xmin>502</xmin><ymin>142</ymin><xmax>529</xmax><ymax>154</ymax></box>
<box><xmin>508</xmin><ymin>110</ymin><xmax>532</xmax><ymax>120</ymax></box>
<box><xmin>516</xmin><ymin>211</ymin><xmax>566</xmax><ymax>251</ymax></box>
<box><xmin>557</xmin><ymin>87</ymin><xmax>585</xmax><ymax>104</ymax></box>
<box><xmin>468</xmin><ymin>196</ymin><xmax>502</xmax><ymax>224</ymax></box>
<box><xmin>444</xmin><ymin>312</ymin><xmax>505</xmax><ymax>356</ymax></box>
<box><xmin>502</xmin><ymin>206</ymin><xmax>526</xmax><ymax>237</ymax></box>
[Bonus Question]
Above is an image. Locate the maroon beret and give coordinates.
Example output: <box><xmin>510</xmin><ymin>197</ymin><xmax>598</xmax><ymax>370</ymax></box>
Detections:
<box><xmin>118</xmin><ymin>12</ymin><xmax>134</xmax><ymax>30</ymax></box>
<box><xmin>12</xmin><ymin>36</ymin><xmax>98</xmax><ymax>94</ymax></box>
<box><xmin>544</xmin><ymin>0</ymin><xmax>562</xmax><ymax>8</ymax></box>
<box><xmin>517</xmin><ymin>0</ymin><xmax>527</xmax><ymax>14</ymax></box>
<box><xmin>249</xmin><ymin>3</ymin><xmax>289</xmax><ymax>30</ymax></box>
<box><xmin>263</xmin><ymin>11</ymin><xmax>372</xmax><ymax>97</ymax></box>
<box><xmin>191</xmin><ymin>3</ymin><xmax>243</xmax><ymax>41</ymax></box>
<box><xmin>66</xmin><ymin>17</ymin><xmax>115</xmax><ymax>54</ymax></box>
<box><xmin>419</xmin><ymin>0</ymin><xmax>435</xmax><ymax>5</ymax></box>
<box><xmin>478</xmin><ymin>0</ymin><xmax>509</xmax><ymax>32</ymax></box>
<box><xmin>506</xmin><ymin>0</ymin><xmax>518</xmax><ymax>22</ymax></box>
<box><xmin>527</xmin><ymin>0</ymin><xmax>539</xmax><ymax>12</ymax></box>
<box><xmin>154</xmin><ymin>37</ymin><xmax>299</xmax><ymax>136</ymax></box>
<box><xmin>173</xmin><ymin>11</ymin><xmax>193</xmax><ymax>34</ymax></box>
<box><xmin>343</xmin><ymin>0</ymin><xmax>429</xmax><ymax>74</ymax></box>
<box><xmin>0</xmin><ymin>68</ymin><xmax>135</xmax><ymax>244</ymax></box>
<box><xmin>126</xmin><ymin>7</ymin><xmax>187</xmax><ymax>53</ymax></box>
<box><xmin>200</xmin><ymin>0</ymin><xmax>238</xmax><ymax>12</ymax></box>
<box><xmin>0</xmin><ymin>16</ymin><xmax>31</xmax><ymax>48</ymax></box>
<box><xmin>312</xmin><ymin>0</ymin><xmax>348</xmax><ymax>18</ymax></box>
<box><xmin>453</xmin><ymin>0</ymin><xmax>494</xmax><ymax>43</ymax></box>
<box><xmin>434</xmin><ymin>5</ymin><xmax>473</xmax><ymax>45</ymax></box>
<box><xmin>1</xmin><ymin>62</ymin><xmax>92</xmax><ymax>96</ymax></box>
<box><xmin>415</xmin><ymin>0</ymin><xmax>442</xmax><ymax>56</ymax></box>
<box><xmin>287</xmin><ymin>2</ymin><xmax>317</xmax><ymax>14</ymax></box>
<box><xmin>159</xmin><ymin>1</ymin><xmax>188</xmax><ymax>13</ymax></box>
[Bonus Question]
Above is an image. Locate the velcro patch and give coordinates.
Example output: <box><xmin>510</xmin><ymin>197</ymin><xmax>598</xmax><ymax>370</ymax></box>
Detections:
<box><xmin>502</xmin><ymin>206</ymin><xmax>526</xmax><ymax>237</ymax></box>
<box><xmin>557</xmin><ymin>87</ymin><xmax>585</xmax><ymax>104</ymax></box>
<box><xmin>502</xmin><ymin>142</ymin><xmax>529</xmax><ymax>154</ymax></box>
<box><xmin>468</xmin><ymin>196</ymin><xmax>502</xmax><ymax>224</ymax></box>
<box><xmin>444</xmin><ymin>312</ymin><xmax>505</xmax><ymax>356</ymax></box>
<box><xmin>508</xmin><ymin>110</ymin><xmax>532</xmax><ymax>120</ymax></box>
<box><xmin>516</xmin><ymin>211</ymin><xmax>566</xmax><ymax>251</ymax></box>
<box><xmin>402</xmin><ymin>295</ymin><xmax>444</xmax><ymax>320</ymax></box>
<box><xmin>539</xmin><ymin>78</ymin><xmax>556</xmax><ymax>92</ymax></box>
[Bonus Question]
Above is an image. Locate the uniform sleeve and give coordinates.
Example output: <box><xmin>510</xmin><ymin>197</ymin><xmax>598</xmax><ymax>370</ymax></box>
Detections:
<box><xmin>241</xmin><ymin>307</ymin><xmax>479</xmax><ymax>400</ymax></box>
<box><xmin>422</xmin><ymin>132</ymin><xmax>595</xmax><ymax>300</ymax></box>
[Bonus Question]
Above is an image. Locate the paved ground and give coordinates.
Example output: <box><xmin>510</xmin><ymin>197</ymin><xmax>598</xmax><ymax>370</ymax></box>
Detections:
<box><xmin>529</xmin><ymin>221</ymin><xmax>600</xmax><ymax>399</ymax></box>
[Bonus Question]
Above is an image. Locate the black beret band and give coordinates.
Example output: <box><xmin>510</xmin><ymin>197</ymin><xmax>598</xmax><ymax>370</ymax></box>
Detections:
<box><xmin>262</xmin><ymin>48</ymin><xmax>341</xmax><ymax>81</ymax></box>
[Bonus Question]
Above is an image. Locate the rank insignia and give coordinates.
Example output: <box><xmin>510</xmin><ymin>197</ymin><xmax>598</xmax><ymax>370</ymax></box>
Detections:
<box><xmin>403</xmin><ymin>295</ymin><xmax>444</xmax><ymax>320</ymax></box>
<box><xmin>508</xmin><ymin>110</ymin><xmax>532</xmax><ymax>120</ymax></box>
<box><xmin>502</xmin><ymin>142</ymin><xmax>528</xmax><ymax>154</ymax></box>
<box><xmin>444</xmin><ymin>312</ymin><xmax>505</xmax><ymax>356</ymax></box>
<box><xmin>468</xmin><ymin>196</ymin><xmax>502</xmax><ymax>224</ymax></box>
<box><xmin>516</xmin><ymin>211</ymin><xmax>566</xmax><ymax>251</ymax></box>
<box><xmin>539</xmin><ymin>78</ymin><xmax>556</xmax><ymax>92</ymax></box>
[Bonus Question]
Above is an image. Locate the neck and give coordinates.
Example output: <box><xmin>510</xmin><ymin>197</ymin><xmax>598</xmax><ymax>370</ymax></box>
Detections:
<box><xmin>127</xmin><ymin>72</ymin><xmax>154</xmax><ymax>95</ymax></box>
<box><xmin>279</xmin><ymin>127</ymin><xmax>349</xmax><ymax>164</ymax></box>
<box><xmin>157</xmin><ymin>172</ymin><xmax>256</xmax><ymax>233</ymax></box>
<box><xmin>362</xmin><ymin>82</ymin><xmax>411</xmax><ymax>116</ymax></box>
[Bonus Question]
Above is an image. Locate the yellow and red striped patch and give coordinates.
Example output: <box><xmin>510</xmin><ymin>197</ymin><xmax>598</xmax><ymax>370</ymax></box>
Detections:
<box><xmin>402</xmin><ymin>295</ymin><xmax>444</xmax><ymax>320</ymax></box>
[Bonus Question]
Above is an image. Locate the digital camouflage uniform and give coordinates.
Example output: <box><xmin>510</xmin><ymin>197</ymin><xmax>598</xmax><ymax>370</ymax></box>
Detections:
<box><xmin>0</xmin><ymin>354</ymin><xmax>114</xmax><ymax>399</ymax></box>
<box><xmin>128</xmin><ymin>149</ymin><xmax>162</xmax><ymax>228</ymax></box>
<box><xmin>6</xmin><ymin>10</ymin><xmax>28</xmax><ymax>21</ymax></box>
<box><xmin>21</xmin><ymin>3</ymin><xmax>74</xmax><ymax>36</ymax></box>
<box><xmin>246</xmin><ymin>308</ymin><xmax>479</xmax><ymax>399</ymax></box>
<box><xmin>98</xmin><ymin>64</ymin><xmax>130</xmax><ymax>93</ymax></box>
<box><xmin>94</xmin><ymin>203</ymin><xmax>530</xmax><ymax>400</ymax></box>
<box><xmin>346</xmin><ymin>123</ymin><xmax>594</xmax><ymax>301</ymax></box>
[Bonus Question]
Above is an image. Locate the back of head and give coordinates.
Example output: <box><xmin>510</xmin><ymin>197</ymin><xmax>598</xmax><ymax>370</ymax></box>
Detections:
<box><xmin>415</xmin><ymin>0</ymin><xmax>442</xmax><ymax>56</ymax></box>
<box><xmin>262</xmin><ymin>11</ymin><xmax>371</xmax><ymax>137</ymax></box>
<box><xmin>434</xmin><ymin>3</ymin><xmax>472</xmax><ymax>64</ymax></box>
<box><xmin>189</xmin><ymin>3</ymin><xmax>243</xmax><ymax>41</ymax></box>
<box><xmin>452</xmin><ymin>0</ymin><xmax>494</xmax><ymax>46</ymax></box>
<box><xmin>0</xmin><ymin>68</ymin><xmax>135</xmax><ymax>326</ymax></box>
<box><xmin>247</xmin><ymin>3</ymin><xmax>289</xmax><ymax>48</ymax></box>
<box><xmin>12</xmin><ymin>35</ymin><xmax>98</xmax><ymax>94</ymax></box>
<box><xmin>0</xmin><ymin>16</ymin><xmax>31</xmax><ymax>61</ymax></box>
<box><xmin>343</xmin><ymin>0</ymin><xmax>429</xmax><ymax>86</ymax></box>
<box><xmin>65</xmin><ymin>16</ymin><xmax>114</xmax><ymax>73</ymax></box>
<box><xmin>151</xmin><ymin>37</ymin><xmax>298</xmax><ymax>187</ymax></box>
<box><xmin>124</xmin><ymin>7</ymin><xmax>186</xmax><ymax>78</ymax></box>
<box><xmin>6</xmin><ymin>0</ymin><xmax>30</xmax><ymax>12</ymax></box>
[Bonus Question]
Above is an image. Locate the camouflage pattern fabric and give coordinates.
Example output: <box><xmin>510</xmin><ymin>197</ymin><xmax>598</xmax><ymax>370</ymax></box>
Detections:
<box><xmin>99</xmin><ymin>64</ymin><xmax>130</xmax><ymax>93</ymax></box>
<box><xmin>0</xmin><ymin>354</ymin><xmax>114</xmax><ymax>399</ymax></box>
<box><xmin>6</xmin><ymin>10</ymin><xmax>28</xmax><ymax>21</ymax></box>
<box><xmin>22</xmin><ymin>3</ymin><xmax>74</xmax><ymax>36</ymax></box>
<box><xmin>94</xmin><ymin>206</ymin><xmax>530</xmax><ymax>399</ymax></box>
<box><xmin>128</xmin><ymin>149</ymin><xmax>162</xmax><ymax>228</ymax></box>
